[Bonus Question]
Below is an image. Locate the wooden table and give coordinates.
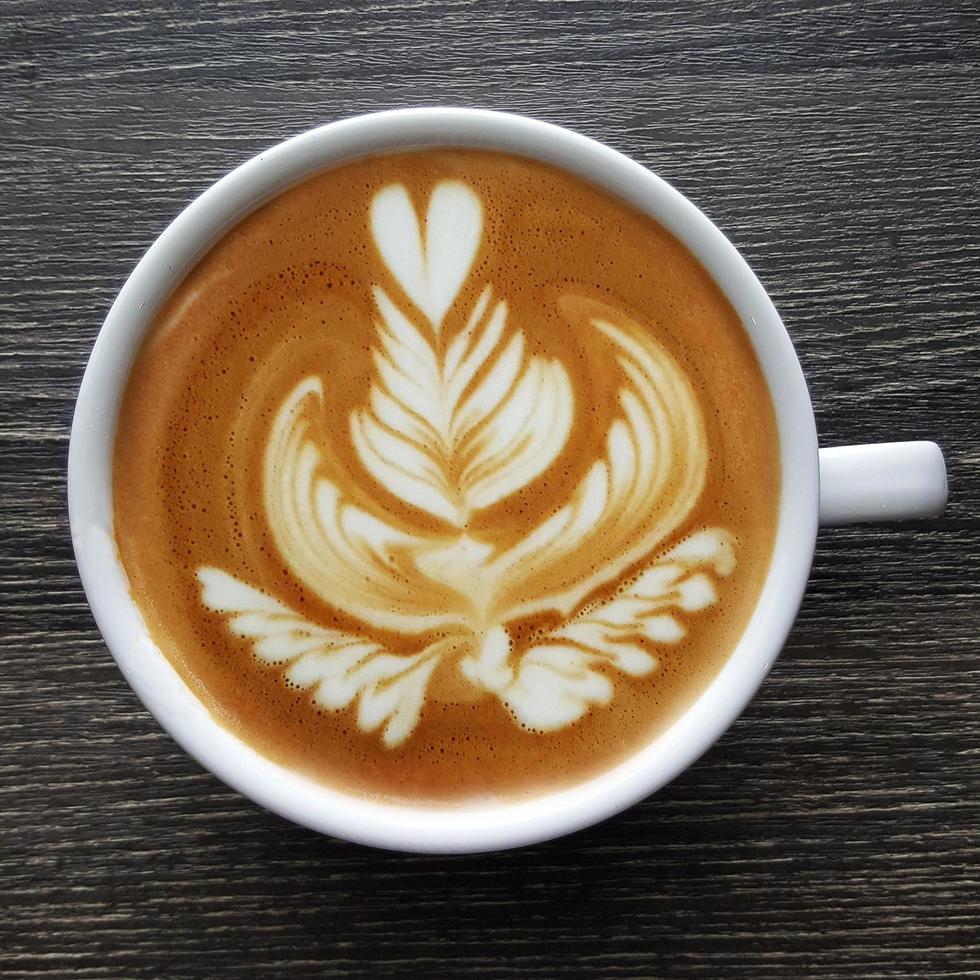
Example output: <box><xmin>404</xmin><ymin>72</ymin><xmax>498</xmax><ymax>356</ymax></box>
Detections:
<box><xmin>2</xmin><ymin>1</ymin><xmax>977</xmax><ymax>975</ymax></box>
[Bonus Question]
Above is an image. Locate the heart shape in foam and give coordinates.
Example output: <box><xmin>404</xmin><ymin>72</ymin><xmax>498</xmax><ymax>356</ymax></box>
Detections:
<box><xmin>370</xmin><ymin>181</ymin><xmax>483</xmax><ymax>328</ymax></box>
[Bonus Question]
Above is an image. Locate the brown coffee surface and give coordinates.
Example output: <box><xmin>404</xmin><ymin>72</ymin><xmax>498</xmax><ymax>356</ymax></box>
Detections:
<box><xmin>113</xmin><ymin>150</ymin><xmax>780</xmax><ymax>804</ymax></box>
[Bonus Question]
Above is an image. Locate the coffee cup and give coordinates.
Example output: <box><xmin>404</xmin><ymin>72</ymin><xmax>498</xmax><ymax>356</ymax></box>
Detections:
<box><xmin>69</xmin><ymin>108</ymin><xmax>947</xmax><ymax>852</ymax></box>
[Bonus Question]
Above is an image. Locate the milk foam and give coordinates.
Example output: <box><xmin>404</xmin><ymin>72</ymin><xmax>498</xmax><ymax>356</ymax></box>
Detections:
<box><xmin>199</xmin><ymin>179</ymin><xmax>736</xmax><ymax>746</ymax></box>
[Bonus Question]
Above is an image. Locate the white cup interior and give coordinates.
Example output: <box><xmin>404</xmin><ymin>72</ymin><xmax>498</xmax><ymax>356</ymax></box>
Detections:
<box><xmin>68</xmin><ymin>108</ymin><xmax>819</xmax><ymax>853</ymax></box>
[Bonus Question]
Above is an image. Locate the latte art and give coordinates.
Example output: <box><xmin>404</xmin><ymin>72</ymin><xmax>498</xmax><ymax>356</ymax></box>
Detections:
<box><xmin>114</xmin><ymin>151</ymin><xmax>779</xmax><ymax>802</ymax></box>
<box><xmin>197</xmin><ymin>179</ymin><xmax>733</xmax><ymax>746</ymax></box>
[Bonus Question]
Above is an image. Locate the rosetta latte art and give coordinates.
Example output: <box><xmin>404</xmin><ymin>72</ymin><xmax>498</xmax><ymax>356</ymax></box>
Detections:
<box><xmin>198</xmin><ymin>180</ymin><xmax>736</xmax><ymax>747</ymax></box>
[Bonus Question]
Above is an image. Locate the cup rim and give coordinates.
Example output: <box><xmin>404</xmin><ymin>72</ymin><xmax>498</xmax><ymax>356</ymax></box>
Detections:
<box><xmin>68</xmin><ymin>107</ymin><xmax>818</xmax><ymax>853</ymax></box>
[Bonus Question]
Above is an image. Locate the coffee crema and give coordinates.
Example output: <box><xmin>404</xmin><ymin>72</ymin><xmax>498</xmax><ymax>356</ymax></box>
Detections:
<box><xmin>114</xmin><ymin>150</ymin><xmax>780</xmax><ymax>803</ymax></box>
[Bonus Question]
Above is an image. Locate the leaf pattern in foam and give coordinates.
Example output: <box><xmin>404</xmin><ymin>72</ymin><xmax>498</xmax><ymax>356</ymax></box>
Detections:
<box><xmin>196</xmin><ymin>178</ymin><xmax>741</xmax><ymax>750</ymax></box>
<box><xmin>350</xmin><ymin>280</ymin><xmax>574</xmax><ymax>527</ymax></box>
<box><xmin>370</xmin><ymin>181</ymin><xmax>482</xmax><ymax>328</ymax></box>
<box><xmin>502</xmin><ymin>529</ymin><xmax>736</xmax><ymax>731</ymax></box>
<box><xmin>197</xmin><ymin>567</ymin><xmax>444</xmax><ymax>747</ymax></box>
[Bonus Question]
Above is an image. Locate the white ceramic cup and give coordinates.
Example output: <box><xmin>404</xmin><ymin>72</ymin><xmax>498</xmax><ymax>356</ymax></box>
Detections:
<box><xmin>68</xmin><ymin>108</ymin><xmax>948</xmax><ymax>853</ymax></box>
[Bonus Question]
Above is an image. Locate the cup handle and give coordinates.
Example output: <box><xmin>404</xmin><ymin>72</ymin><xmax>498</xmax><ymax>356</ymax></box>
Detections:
<box><xmin>818</xmin><ymin>441</ymin><xmax>948</xmax><ymax>526</ymax></box>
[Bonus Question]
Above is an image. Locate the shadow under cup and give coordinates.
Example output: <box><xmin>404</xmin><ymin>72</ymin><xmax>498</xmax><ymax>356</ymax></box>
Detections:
<box><xmin>69</xmin><ymin>108</ymin><xmax>820</xmax><ymax>852</ymax></box>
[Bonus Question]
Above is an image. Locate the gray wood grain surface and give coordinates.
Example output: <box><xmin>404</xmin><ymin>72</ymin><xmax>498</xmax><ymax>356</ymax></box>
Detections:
<box><xmin>2</xmin><ymin>0</ymin><xmax>978</xmax><ymax>976</ymax></box>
